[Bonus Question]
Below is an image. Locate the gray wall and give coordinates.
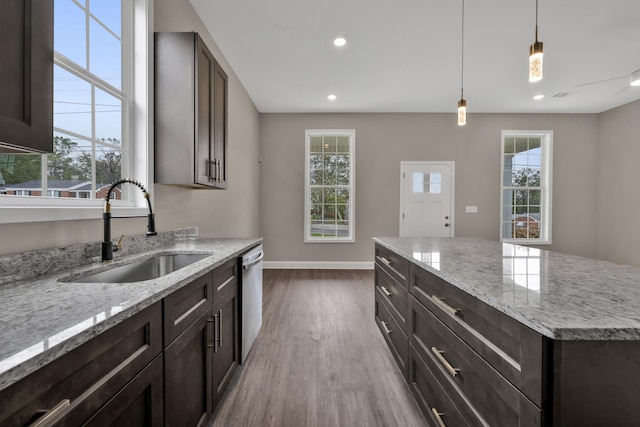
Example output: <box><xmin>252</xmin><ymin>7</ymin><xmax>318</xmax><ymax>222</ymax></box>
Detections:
<box><xmin>596</xmin><ymin>100</ymin><xmax>640</xmax><ymax>266</ymax></box>
<box><xmin>259</xmin><ymin>112</ymin><xmax>603</xmax><ymax>264</ymax></box>
<box><xmin>0</xmin><ymin>0</ymin><xmax>261</xmax><ymax>255</ymax></box>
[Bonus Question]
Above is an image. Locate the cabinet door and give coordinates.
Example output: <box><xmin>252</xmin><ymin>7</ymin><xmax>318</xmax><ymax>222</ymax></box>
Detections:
<box><xmin>211</xmin><ymin>59</ymin><xmax>228</xmax><ymax>189</ymax></box>
<box><xmin>195</xmin><ymin>35</ymin><xmax>215</xmax><ymax>187</ymax></box>
<box><xmin>84</xmin><ymin>355</ymin><xmax>164</xmax><ymax>427</ymax></box>
<box><xmin>0</xmin><ymin>0</ymin><xmax>53</xmax><ymax>153</ymax></box>
<box><xmin>164</xmin><ymin>311</ymin><xmax>214</xmax><ymax>427</ymax></box>
<box><xmin>211</xmin><ymin>285</ymin><xmax>239</xmax><ymax>409</ymax></box>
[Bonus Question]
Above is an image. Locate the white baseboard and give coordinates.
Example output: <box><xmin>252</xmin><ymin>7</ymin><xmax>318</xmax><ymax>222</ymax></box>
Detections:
<box><xmin>263</xmin><ymin>261</ymin><xmax>374</xmax><ymax>270</ymax></box>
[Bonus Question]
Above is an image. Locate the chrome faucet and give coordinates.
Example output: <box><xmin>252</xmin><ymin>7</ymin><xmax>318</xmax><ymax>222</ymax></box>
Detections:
<box><xmin>102</xmin><ymin>179</ymin><xmax>157</xmax><ymax>262</ymax></box>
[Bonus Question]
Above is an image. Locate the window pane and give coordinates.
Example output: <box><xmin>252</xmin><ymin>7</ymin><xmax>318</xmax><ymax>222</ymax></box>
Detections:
<box><xmin>90</xmin><ymin>0</ymin><xmax>122</xmax><ymax>38</ymax></box>
<box><xmin>310</xmin><ymin>137</ymin><xmax>323</xmax><ymax>153</ymax></box>
<box><xmin>504</xmin><ymin>138</ymin><xmax>515</xmax><ymax>154</ymax></box>
<box><xmin>0</xmin><ymin>154</ymin><xmax>42</xmax><ymax>195</ymax></box>
<box><xmin>90</xmin><ymin>17</ymin><xmax>122</xmax><ymax>89</ymax></box>
<box><xmin>95</xmin><ymin>88</ymin><xmax>122</xmax><ymax>142</ymax></box>
<box><xmin>48</xmin><ymin>135</ymin><xmax>92</xmax><ymax>183</ymax></box>
<box><xmin>337</xmin><ymin>137</ymin><xmax>349</xmax><ymax>153</ymax></box>
<box><xmin>54</xmin><ymin>66</ymin><xmax>92</xmax><ymax>138</ymax></box>
<box><xmin>323</xmin><ymin>137</ymin><xmax>337</xmax><ymax>152</ymax></box>
<box><xmin>54</xmin><ymin>0</ymin><xmax>87</xmax><ymax>67</ymax></box>
<box><xmin>310</xmin><ymin>154</ymin><xmax>322</xmax><ymax>170</ymax></box>
<box><xmin>95</xmin><ymin>145</ymin><xmax>122</xmax><ymax>185</ymax></box>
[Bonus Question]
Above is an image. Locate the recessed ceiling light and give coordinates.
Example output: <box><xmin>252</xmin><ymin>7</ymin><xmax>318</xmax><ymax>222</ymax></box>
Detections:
<box><xmin>328</xmin><ymin>94</ymin><xmax>337</xmax><ymax>101</ymax></box>
<box><xmin>533</xmin><ymin>94</ymin><xmax>545</xmax><ymax>100</ymax></box>
<box><xmin>333</xmin><ymin>36</ymin><xmax>346</xmax><ymax>47</ymax></box>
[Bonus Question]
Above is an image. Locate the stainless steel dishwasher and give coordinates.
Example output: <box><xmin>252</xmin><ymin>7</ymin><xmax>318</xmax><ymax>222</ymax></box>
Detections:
<box><xmin>239</xmin><ymin>244</ymin><xmax>264</xmax><ymax>364</ymax></box>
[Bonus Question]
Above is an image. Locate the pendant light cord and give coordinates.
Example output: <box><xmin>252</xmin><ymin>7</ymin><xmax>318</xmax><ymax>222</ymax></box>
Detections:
<box><xmin>535</xmin><ymin>0</ymin><xmax>539</xmax><ymax>42</ymax></box>
<box><xmin>460</xmin><ymin>0</ymin><xmax>465</xmax><ymax>100</ymax></box>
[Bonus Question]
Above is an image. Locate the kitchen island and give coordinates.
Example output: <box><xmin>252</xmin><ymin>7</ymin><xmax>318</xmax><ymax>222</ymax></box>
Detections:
<box><xmin>374</xmin><ymin>236</ymin><xmax>640</xmax><ymax>427</ymax></box>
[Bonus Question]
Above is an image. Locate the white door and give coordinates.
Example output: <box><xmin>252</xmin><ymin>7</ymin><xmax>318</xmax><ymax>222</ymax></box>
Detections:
<box><xmin>400</xmin><ymin>161</ymin><xmax>454</xmax><ymax>237</ymax></box>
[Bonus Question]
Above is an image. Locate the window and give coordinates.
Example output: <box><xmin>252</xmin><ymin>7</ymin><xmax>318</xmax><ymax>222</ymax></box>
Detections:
<box><xmin>500</xmin><ymin>130</ymin><xmax>553</xmax><ymax>244</ymax></box>
<box><xmin>305</xmin><ymin>130</ymin><xmax>355</xmax><ymax>242</ymax></box>
<box><xmin>0</xmin><ymin>0</ymin><xmax>151</xmax><ymax>224</ymax></box>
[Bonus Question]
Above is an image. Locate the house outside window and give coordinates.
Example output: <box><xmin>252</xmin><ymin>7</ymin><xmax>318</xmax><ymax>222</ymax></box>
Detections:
<box><xmin>0</xmin><ymin>0</ymin><xmax>151</xmax><ymax>224</ymax></box>
<box><xmin>304</xmin><ymin>130</ymin><xmax>356</xmax><ymax>243</ymax></box>
<box><xmin>500</xmin><ymin>130</ymin><xmax>553</xmax><ymax>244</ymax></box>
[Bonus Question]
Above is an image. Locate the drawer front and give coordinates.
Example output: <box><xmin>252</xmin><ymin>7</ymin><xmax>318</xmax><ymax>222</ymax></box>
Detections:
<box><xmin>0</xmin><ymin>302</ymin><xmax>163</xmax><ymax>427</ymax></box>
<box><xmin>164</xmin><ymin>271</ymin><xmax>214</xmax><ymax>345</ymax></box>
<box><xmin>212</xmin><ymin>258</ymin><xmax>238</xmax><ymax>301</ymax></box>
<box><xmin>411</xmin><ymin>296</ymin><xmax>542</xmax><ymax>427</ymax></box>
<box><xmin>410</xmin><ymin>265</ymin><xmax>545</xmax><ymax>406</ymax></box>
<box><xmin>375</xmin><ymin>244</ymin><xmax>409</xmax><ymax>289</ymax></box>
<box><xmin>375</xmin><ymin>266</ymin><xmax>408</xmax><ymax>332</ymax></box>
<box><xmin>408</xmin><ymin>343</ymin><xmax>474</xmax><ymax>427</ymax></box>
<box><xmin>375</xmin><ymin>293</ymin><xmax>408</xmax><ymax>378</ymax></box>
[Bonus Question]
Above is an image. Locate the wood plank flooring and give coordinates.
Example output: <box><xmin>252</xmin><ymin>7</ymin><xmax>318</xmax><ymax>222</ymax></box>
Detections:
<box><xmin>210</xmin><ymin>269</ymin><xmax>427</xmax><ymax>427</ymax></box>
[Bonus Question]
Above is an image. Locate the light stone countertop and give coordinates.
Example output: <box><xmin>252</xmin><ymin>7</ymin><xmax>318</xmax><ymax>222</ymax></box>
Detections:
<box><xmin>374</xmin><ymin>237</ymin><xmax>640</xmax><ymax>341</ymax></box>
<box><xmin>0</xmin><ymin>232</ymin><xmax>261</xmax><ymax>392</ymax></box>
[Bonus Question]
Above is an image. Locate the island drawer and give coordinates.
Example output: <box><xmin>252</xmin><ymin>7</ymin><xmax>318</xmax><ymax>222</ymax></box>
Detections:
<box><xmin>375</xmin><ymin>292</ymin><xmax>408</xmax><ymax>378</ymax></box>
<box><xmin>375</xmin><ymin>264</ymin><xmax>408</xmax><ymax>333</ymax></box>
<box><xmin>375</xmin><ymin>244</ymin><xmax>409</xmax><ymax>289</ymax></box>
<box><xmin>408</xmin><ymin>343</ymin><xmax>476</xmax><ymax>427</ymax></box>
<box><xmin>410</xmin><ymin>265</ymin><xmax>545</xmax><ymax>407</ymax></box>
<box><xmin>410</xmin><ymin>295</ymin><xmax>542</xmax><ymax>426</ymax></box>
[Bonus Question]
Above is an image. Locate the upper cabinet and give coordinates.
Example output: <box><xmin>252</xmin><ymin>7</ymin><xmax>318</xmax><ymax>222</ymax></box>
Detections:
<box><xmin>0</xmin><ymin>0</ymin><xmax>54</xmax><ymax>153</ymax></box>
<box><xmin>155</xmin><ymin>32</ymin><xmax>228</xmax><ymax>189</ymax></box>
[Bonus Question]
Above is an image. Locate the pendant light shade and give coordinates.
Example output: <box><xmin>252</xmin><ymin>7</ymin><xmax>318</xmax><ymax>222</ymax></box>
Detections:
<box><xmin>458</xmin><ymin>98</ymin><xmax>467</xmax><ymax>126</ymax></box>
<box><xmin>529</xmin><ymin>0</ymin><xmax>543</xmax><ymax>82</ymax></box>
<box><xmin>457</xmin><ymin>0</ymin><xmax>467</xmax><ymax>126</ymax></box>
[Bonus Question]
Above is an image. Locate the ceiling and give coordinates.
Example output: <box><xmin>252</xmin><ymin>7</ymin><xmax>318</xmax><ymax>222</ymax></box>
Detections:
<box><xmin>190</xmin><ymin>0</ymin><xmax>640</xmax><ymax>114</ymax></box>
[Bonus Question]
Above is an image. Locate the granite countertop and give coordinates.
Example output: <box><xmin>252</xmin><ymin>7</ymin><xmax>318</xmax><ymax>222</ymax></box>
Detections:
<box><xmin>0</xmin><ymin>231</ymin><xmax>261</xmax><ymax>392</ymax></box>
<box><xmin>374</xmin><ymin>236</ymin><xmax>640</xmax><ymax>341</ymax></box>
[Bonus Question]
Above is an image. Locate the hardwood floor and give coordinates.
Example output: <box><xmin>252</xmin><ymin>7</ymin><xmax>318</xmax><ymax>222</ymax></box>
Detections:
<box><xmin>210</xmin><ymin>269</ymin><xmax>427</xmax><ymax>427</ymax></box>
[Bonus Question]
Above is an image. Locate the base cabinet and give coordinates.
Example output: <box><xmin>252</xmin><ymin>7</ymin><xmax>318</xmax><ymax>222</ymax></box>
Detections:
<box><xmin>0</xmin><ymin>258</ymin><xmax>242</xmax><ymax>427</ymax></box>
<box><xmin>0</xmin><ymin>302</ymin><xmax>163</xmax><ymax>426</ymax></box>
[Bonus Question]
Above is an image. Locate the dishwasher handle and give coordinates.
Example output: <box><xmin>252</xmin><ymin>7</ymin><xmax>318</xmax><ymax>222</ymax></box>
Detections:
<box><xmin>243</xmin><ymin>251</ymin><xmax>264</xmax><ymax>270</ymax></box>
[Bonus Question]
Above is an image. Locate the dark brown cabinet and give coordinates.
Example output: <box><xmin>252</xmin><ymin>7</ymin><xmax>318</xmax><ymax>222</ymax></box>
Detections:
<box><xmin>155</xmin><ymin>32</ymin><xmax>228</xmax><ymax>189</ymax></box>
<box><xmin>0</xmin><ymin>0</ymin><xmax>54</xmax><ymax>153</ymax></box>
<box><xmin>0</xmin><ymin>302</ymin><xmax>163</xmax><ymax>426</ymax></box>
<box><xmin>163</xmin><ymin>259</ymin><xmax>239</xmax><ymax>426</ymax></box>
<box><xmin>374</xmin><ymin>243</ymin><xmax>410</xmax><ymax>379</ymax></box>
<box><xmin>211</xmin><ymin>284</ymin><xmax>239</xmax><ymax>408</ymax></box>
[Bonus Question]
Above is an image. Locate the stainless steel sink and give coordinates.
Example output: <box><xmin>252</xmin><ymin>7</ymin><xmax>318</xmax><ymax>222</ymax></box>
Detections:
<box><xmin>70</xmin><ymin>253</ymin><xmax>209</xmax><ymax>283</ymax></box>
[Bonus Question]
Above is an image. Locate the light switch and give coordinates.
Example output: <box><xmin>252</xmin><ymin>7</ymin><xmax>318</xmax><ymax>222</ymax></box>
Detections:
<box><xmin>465</xmin><ymin>205</ymin><xmax>478</xmax><ymax>213</ymax></box>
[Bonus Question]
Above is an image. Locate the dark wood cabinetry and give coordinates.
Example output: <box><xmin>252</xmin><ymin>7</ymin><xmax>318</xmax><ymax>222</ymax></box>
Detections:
<box><xmin>155</xmin><ymin>32</ymin><xmax>228</xmax><ymax>189</ymax></box>
<box><xmin>374</xmin><ymin>244</ymin><xmax>410</xmax><ymax>379</ymax></box>
<box><xmin>0</xmin><ymin>302</ymin><xmax>163</xmax><ymax>426</ymax></box>
<box><xmin>0</xmin><ymin>0</ymin><xmax>54</xmax><ymax>153</ymax></box>
<box><xmin>163</xmin><ymin>259</ymin><xmax>239</xmax><ymax>426</ymax></box>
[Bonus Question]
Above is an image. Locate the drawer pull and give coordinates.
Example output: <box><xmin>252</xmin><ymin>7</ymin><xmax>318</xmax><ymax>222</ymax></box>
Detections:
<box><xmin>431</xmin><ymin>295</ymin><xmax>460</xmax><ymax>316</ymax></box>
<box><xmin>431</xmin><ymin>408</ymin><xmax>447</xmax><ymax>427</ymax></box>
<box><xmin>431</xmin><ymin>347</ymin><xmax>460</xmax><ymax>377</ymax></box>
<box><xmin>30</xmin><ymin>399</ymin><xmax>71</xmax><ymax>427</ymax></box>
<box><xmin>380</xmin><ymin>286</ymin><xmax>392</xmax><ymax>297</ymax></box>
<box><xmin>207</xmin><ymin>317</ymin><xmax>216</xmax><ymax>348</ymax></box>
<box><xmin>377</xmin><ymin>256</ymin><xmax>392</xmax><ymax>266</ymax></box>
<box><xmin>381</xmin><ymin>320</ymin><xmax>392</xmax><ymax>334</ymax></box>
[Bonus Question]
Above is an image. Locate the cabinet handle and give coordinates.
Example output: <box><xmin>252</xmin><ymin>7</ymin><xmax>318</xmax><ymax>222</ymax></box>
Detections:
<box><xmin>377</xmin><ymin>256</ymin><xmax>392</xmax><ymax>267</ymax></box>
<box><xmin>431</xmin><ymin>408</ymin><xmax>447</xmax><ymax>427</ymax></box>
<box><xmin>431</xmin><ymin>295</ymin><xmax>460</xmax><ymax>316</ymax></box>
<box><xmin>381</xmin><ymin>320</ymin><xmax>392</xmax><ymax>335</ymax></box>
<box><xmin>30</xmin><ymin>399</ymin><xmax>71</xmax><ymax>427</ymax></box>
<box><xmin>431</xmin><ymin>347</ymin><xmax>460</xmax><ymax>378</ymax></box>
<box><xmin>218</xmin><ymin>309</ymin><xmax>223</xmax><ymax>347</ymax></box>
<box><xmin>380</xmin><ymin>286</ymin><xmax>392</xmax><ymax>297</ymax></box>
<box><xmin>207</xmin><ymin>317</ymin><xmax>216</xmax><ymax>348</ymax></box>
<box><xmin>213</xmin><ymin>313</ymin><xmax>219</xmax><ymax>353</ymax></box>
<box><xmin>216</xmin><ymin>159</ymin><xmax>221</xmax><ymax>183</ymax></box>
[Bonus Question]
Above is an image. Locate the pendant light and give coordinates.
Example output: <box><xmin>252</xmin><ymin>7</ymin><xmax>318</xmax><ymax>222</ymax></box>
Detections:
<box><xmin>529</xmin><ymin>0</ymin><xmax>543</xmax><ymax>82</ymax></box>
<box><xmin>457</xmin><ymin>0</ymin><xmax>467</xmax><ymax>126</ymax></box>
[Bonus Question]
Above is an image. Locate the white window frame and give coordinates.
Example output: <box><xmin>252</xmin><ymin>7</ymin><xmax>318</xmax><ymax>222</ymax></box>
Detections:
<box><xmin>0</xmin><ymin>0</ymin><xmax>153</xmax><ymax>224</ymax></box>
<box><xmin>304</xmin><ymin>129</ymin><xmax>356</xmax><ymax>243</ymax></box>
<box><xmin>500</xmin><ymin>130</ymin><xmax>553</xmax><ymax>244</ymax></box>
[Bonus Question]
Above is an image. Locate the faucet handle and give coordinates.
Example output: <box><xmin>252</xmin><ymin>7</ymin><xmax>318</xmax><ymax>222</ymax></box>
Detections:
<box><xmin>115</xmin><ymin>234</ymin><xmax>125</xmax><ymax>252</ymax></box>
